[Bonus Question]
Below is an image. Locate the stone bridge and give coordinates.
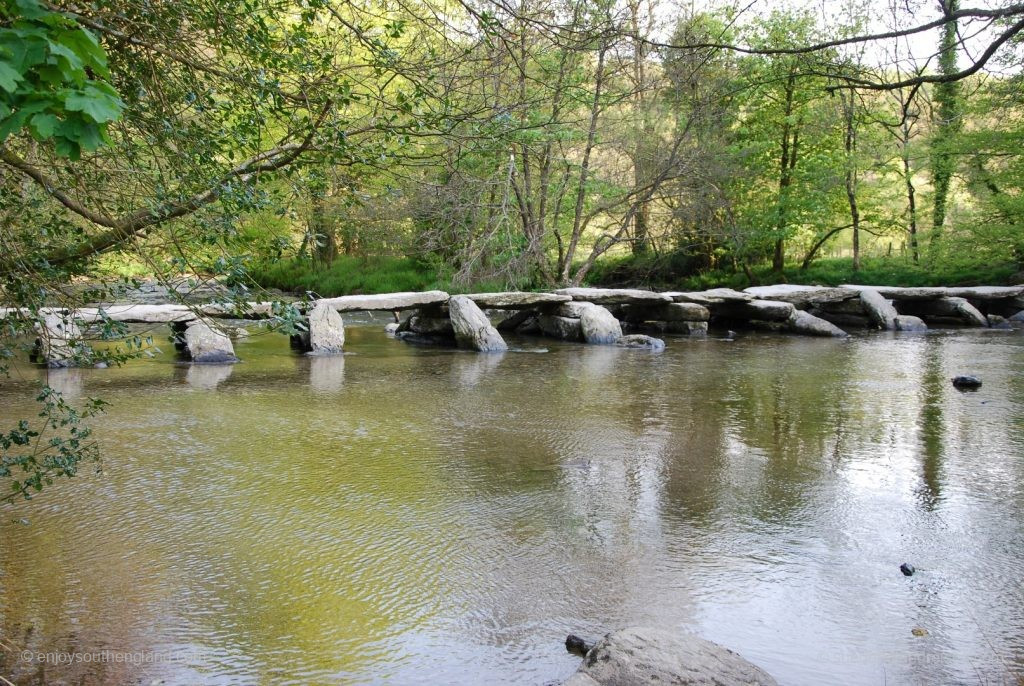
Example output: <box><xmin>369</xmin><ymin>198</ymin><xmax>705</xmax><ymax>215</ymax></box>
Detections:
<box><xmin>4</xmin><ymin>284</ymin><xmax>1022</xmax><ymax>367</ymax></box>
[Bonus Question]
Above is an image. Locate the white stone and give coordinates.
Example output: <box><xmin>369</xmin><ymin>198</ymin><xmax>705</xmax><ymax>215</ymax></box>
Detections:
<box><xmin>580</xmin><ymin>304</ymin><xmax>623</xmax><ymax>344</ymax></box>
<box><xmin>553</xmin><ymin>287</ymin><xmax>673</xmax><ymax>305</ymax></box>
<box><xmin>316</xmin><ymin>290</ymin><xmax>450</xmax><ymax>312</ymax></box>
<box><xmin>465</xmin><ymin>292</ymin><xmax>571</xmax><ymax>309</ymax></box>
<box><xmin>307</xmin><ymin>302</ymin><xmax>345</xmax><ymax>354</ymax></box>
<box><xmin>448</xmin><ymin>295</ymin><xmax>507</xmax><ymax>352</ymax></box>
<box><xmin>34</xmin><ymin>313</ymin><xmax>84</xmax><ymax>367</ymax></box>
<box><xmin>184</xmin><ymin>321</ymin><xmax>238</xmax><ymax>363</ymax></box>
<box><xmin>744</xmin><ymin>284</ymin><xmax>858</xmax><ymax>305</ymax></box>
<box><xmin>74</xmin><ymin>304</ymin><xmax>197</xmax><ymax>323</ymax></box>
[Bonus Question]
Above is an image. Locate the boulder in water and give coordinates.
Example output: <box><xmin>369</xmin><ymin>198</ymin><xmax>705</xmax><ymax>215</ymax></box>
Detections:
<box><xmin>561</xmin><ymin>627</ymin><xmax>778</xmax><ymax>686</ymax></box>
<box><xmin>448</xmin><ymin>295</ymin><xmax>507</xmax><ymax>352</ymax></box>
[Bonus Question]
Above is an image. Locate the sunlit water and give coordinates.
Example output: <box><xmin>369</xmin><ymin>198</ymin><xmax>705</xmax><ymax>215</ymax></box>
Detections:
<box><xmin>1</xmin><ymin>323</ymin><xmax>1023</xmax><ymax>685</ymax></box>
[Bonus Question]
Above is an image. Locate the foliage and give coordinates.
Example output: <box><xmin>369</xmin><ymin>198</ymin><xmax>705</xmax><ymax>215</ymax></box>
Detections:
<box><xmin>1</xmin><ymin>386</ymin><xmax>106</xmax><ymax>503</ymax></box>
<box><xmin>248</xmin><ymin>256</ymin><xmax>440</xmax><ymax>296</ymax></box>
<box><xmin>0</xmin><ymin>0</ymin><xmax>124</xmax><ymax>159</ymax></box>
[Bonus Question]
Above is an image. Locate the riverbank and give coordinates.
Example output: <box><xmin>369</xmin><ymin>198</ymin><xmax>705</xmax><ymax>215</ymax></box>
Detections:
<box><xmin>586</xmin><ymin>255</ymin><xmax>1023</xmax><ymax>291</ymax></box>
<box><xmin>244</xmin><ymin>255</ymin><xmax>1023</xmax><ymax>300</ymax></box>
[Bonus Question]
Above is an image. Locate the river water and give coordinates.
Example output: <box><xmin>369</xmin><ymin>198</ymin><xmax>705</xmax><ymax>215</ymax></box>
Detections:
<box><xmin>1</xmin><ymin>324</ymin><xmax>1022</xmax><ymax>685</ymax></box>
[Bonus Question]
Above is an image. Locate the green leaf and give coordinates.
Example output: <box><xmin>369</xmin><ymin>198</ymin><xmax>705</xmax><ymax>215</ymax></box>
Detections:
<box><xmin>29</xmin><ymin>112</ymin><xmax>58</xmax><ymax>139</ymax></box>
<box><xmin>47</xmin><ymin>39</ymin><xmax>85</xmax><ymax>75</ymax></box>
<box><xmin>54</xmin><ymin>136</ymin><xmax>79</xmax><ymax>159</ymax></box>
<box><xmin>77</xmin><ymin>121</ymin><xmax>102</xmax><ymax>151</ymax></box>
<box><xmin>63</xmin><ymin>85</ymin><xmax>122</xmax><ymax>123</ymax></box>
<box><xmin>0</xmin><ymin>60</ymin><xmax>24</xmax><ymax>92</ymax></box>
<box><xmin>14</xmin><ymin>0</ymin><xmax>47</xmax><ymax>20</ymax></box>
<box><xmin>0</xmin><ymin>111</ymin><xmax>29</xmax><ymax>141</ymax></box>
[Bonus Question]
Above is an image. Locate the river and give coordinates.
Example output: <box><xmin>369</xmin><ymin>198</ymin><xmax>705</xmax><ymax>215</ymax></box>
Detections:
<box><xmin>1</xmin><ymin>324</ymin><xmax>1022</xmax><ymax>685</ymax></box>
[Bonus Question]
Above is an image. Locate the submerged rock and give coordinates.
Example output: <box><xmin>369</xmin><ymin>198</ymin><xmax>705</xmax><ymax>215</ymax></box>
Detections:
<box><xmin>566</xmin><ymin>634</ymin><xmax>593</xmax><ymax>657</ymax></box>
<box><xmin>616</xmin><ymin>334</ymin><xmax>665</xmax><ymax>350</ymax></box>
<box><xmin>562</xmin><ymin>627</ymin><xmax>778</xmax><ymax>686</ymax></box>
<box><xmin>895</xmin><ymin>315</ymin><xmax>928</xmax><ymax>332</ymax></box>
<box><xmin>986</xmin><ymin>314</ymin><xmax>1012</xmax><ymax>330</ymax></box>
<box><xmin>951</xmin><ymin>375</ymin><xmax>982</xmax><ymax>390</ymax></box>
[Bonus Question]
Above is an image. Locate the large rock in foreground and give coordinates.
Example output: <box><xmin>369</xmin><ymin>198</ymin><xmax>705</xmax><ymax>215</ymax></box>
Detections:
<box><xmin>579</xmin><ymin>304</ymin><xmax>623</xmax><ymax>344</ymax></box>
<box><xmin>858</xmin><ymin>288</ymin><xmax>898</xmax><ymax>330</ymax></box>
<box><xmin>184</xmin><ymin>321</ymin><xmax>239</xmax><ymax>363</ymax></box>
<box><xmin>33</xmin><ymin>313</ymin><xmax>85</xmax><ymax>367</ymax></box>
<box><xmin>562</xmin><ymin>627</ymin><xmax>777</xmax><ymax>686</ymax></box>
<box><xmin>307</xmin><ymin>302</ymin><xmax>345</xmax><ymax>354</ymax></box>
<box><xmin>448</xmin><ymin>295</ymin><xmax>507</xmax><ymax>352</ymax></box>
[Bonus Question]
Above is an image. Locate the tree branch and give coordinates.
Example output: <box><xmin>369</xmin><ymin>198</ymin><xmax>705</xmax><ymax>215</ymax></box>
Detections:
<box><xmin>0</xmin><ymin>103</ymin><xmax>330</xmax><ymax>270</ymax></box>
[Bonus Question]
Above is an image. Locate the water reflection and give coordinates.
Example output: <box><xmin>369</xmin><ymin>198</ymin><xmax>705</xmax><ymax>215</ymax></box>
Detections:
<box><xmin>182</xmin><ymin>362</ymin><xmax>234</xmax><ymax>390</ymax></box>
<box><xmin>44</xmin><ymin>367</ymin><xmax>83</xmax><ymax>399</ymax></box>
<box><xmin>308</xmin><ymin>353</ymin><xmax>345</xmax><ymax>393</ymax></box>
<box><xmin>918</xmin><ymin>337</ymin><xmax>947</xmax><ymax>509</ymax></box>
<box><xmin>0</xmin><ymin>328</ymin><xmax>1022</xmax><ymax>685</ymax></box>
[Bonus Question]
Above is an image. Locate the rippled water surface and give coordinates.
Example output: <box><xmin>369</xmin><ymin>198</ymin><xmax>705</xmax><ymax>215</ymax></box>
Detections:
<box><xmin>1</xmin><ymin>324</ymin><xmax>1023</xmax><ymax>685</ymax></box>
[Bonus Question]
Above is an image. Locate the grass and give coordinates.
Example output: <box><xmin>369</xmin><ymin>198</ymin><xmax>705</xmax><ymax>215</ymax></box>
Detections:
<box><xmin>247</xmin><ymin>256</ymin><xmax>442</xmax><ymax>296</ymax></box>
<box><xmin>586</xmin><ymin>254</ymin><xmax>1021</xmax><ymax>290</ymax></box>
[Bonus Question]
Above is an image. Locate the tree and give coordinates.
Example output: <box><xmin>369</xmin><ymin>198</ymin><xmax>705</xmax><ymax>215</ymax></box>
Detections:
<box><xmin>930</xmin><ymin>0</ymin><xmax>964</xmax><ymax>248</ymax></box>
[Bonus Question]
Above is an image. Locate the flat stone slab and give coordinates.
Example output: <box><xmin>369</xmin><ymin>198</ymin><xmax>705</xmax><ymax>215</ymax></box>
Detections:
<box><xmin>714</xmin><ymin>299</ymin><xmax>796</xmax><ymax>322</ymax></box>
<box><xmin>199</xmin><ymin>302</ymin><xmax>276</xmax><ymax>319</ymax></box>
<box><xmin>842</xmin><ymin>285</ymin><xmax>1024</xmax><ymax>301</ymax></box>
<box><xmin>74</xmin><ymin>304</ymin><xmax>198</xmax><ymax>323</ymax></box>
<box><xmin>316</xmin><ymin>290</ymin><xmax>449</xmax><ymax>312</ymax></box>
<box><xmin>675</xmin><ymin>288</ymin><xmax>753</xmax><ymax>304</ymax></box>
<box><xmin>553</xmin><ymin>288</ymin><xmax>672</xmax><ymax>305</ymax></box>
<box><xmin>562</xmin><ymin>627</ymin><xmax>778</xmax><ymax>686</ymax></box>
<box><xmin>662</xmin><ymin>292</ymin><xmax>716</xmax><ymax>306</ymax></box>
<box><xmin>744</xmin><ymin>284</ymin><xmax>858</xmax><ymax>305</ymax></box>
<box><xmin>465</xmin><ymin>292</ymin><xmax>571</xmax><ymax>309</ymax></box>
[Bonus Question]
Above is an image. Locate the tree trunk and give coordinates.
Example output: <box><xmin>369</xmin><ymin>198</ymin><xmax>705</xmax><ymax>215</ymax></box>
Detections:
<box><xmin>560</xmin><ymin>43</ymin><xmax>607</xmax><ymax>284</ymax></box>
<box><xmin>772</xmin><ymin>69</ymin><xmax>799</xmax><ymax>273</ymax></box>
<box><xmin>904</xmin><ymin>147</ymin><xmax>919</xmax><ymax>263</ymax></box>
<box><xmin>930</xmin><ymin>0</ymin><xmax>962</xmax><ymax>249</ymax></box>
<box><xmin>842</xmin><ymin>91</ymin><xmax>861</xmax><ymax>271</ymax></box>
